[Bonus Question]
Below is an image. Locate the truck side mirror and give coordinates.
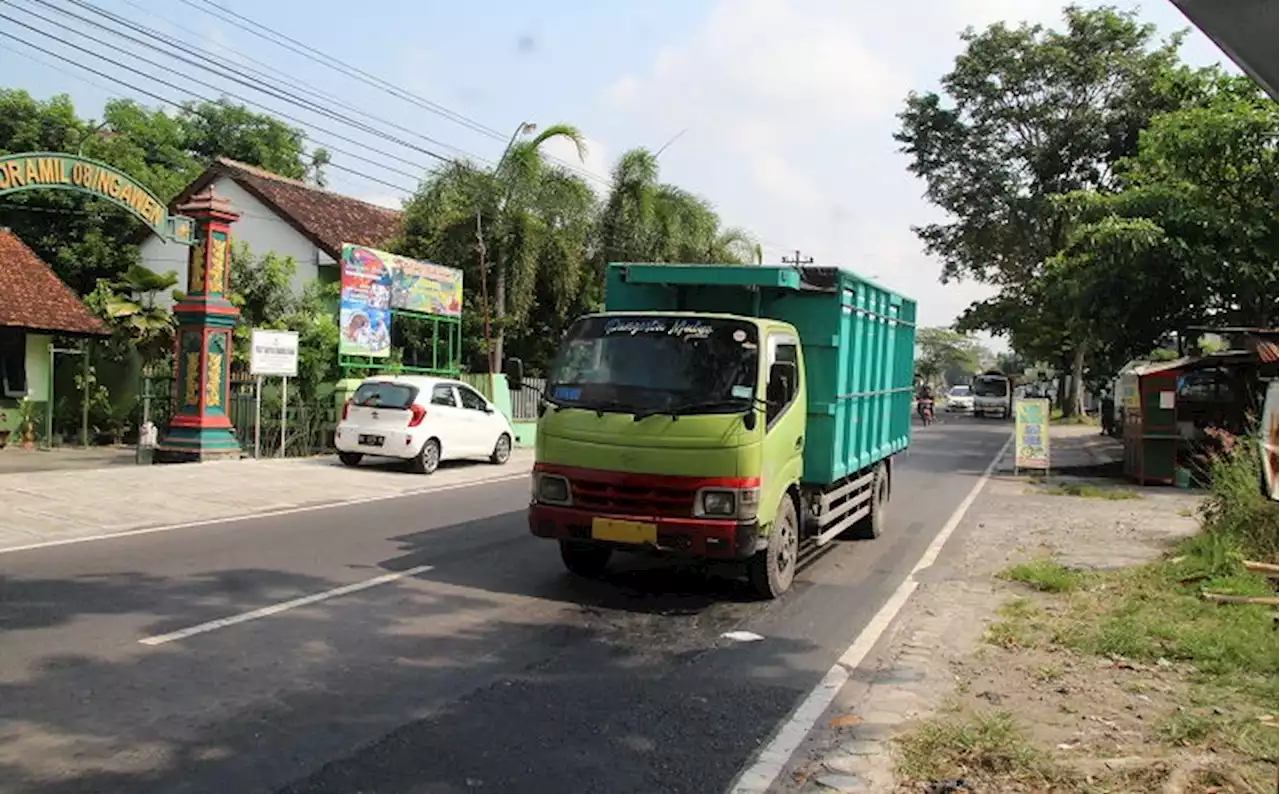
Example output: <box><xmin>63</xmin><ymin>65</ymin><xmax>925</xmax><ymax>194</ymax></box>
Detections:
<box><xmin>504</xmin><ymin>357</ymin><xmax>525</xmax><ymax>391</ymax></box>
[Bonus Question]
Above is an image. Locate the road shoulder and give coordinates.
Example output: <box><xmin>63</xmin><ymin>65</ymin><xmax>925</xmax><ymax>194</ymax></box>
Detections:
<box><xmin>773</xmin><ymin>426</ymin><xmax>1209</xmax><ymax>793</ymax></box>
<box><xmin>0</xmin><ymin>450</ymin><xmax>532</xmax><ymax>553</ymax></box>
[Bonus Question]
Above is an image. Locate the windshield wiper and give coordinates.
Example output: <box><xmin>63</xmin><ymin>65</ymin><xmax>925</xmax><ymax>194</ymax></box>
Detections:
<box><xmin>570</xmin><ymin>399</ymin><xmax>638</xmax><ymax>418</ymax></box>
<box><xmin>634</xmin><ymin>398</ymin><xmax>753</xmax><ymax>421</ymax></box>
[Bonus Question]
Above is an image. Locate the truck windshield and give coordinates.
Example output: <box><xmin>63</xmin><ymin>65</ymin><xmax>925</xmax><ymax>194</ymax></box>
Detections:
<box><xmin>546</xmin><ymin>316</ymin><xmax>759</xmax><ymax>415</ymax></box>
<box><xmin>973</xmin><ymin>378</ymin><xmax>1008</xmax><ymax>398</ymax></box>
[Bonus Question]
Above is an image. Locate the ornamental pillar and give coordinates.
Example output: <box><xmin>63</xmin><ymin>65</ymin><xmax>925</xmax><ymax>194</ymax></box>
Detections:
<box><xmin>157</xmin><ymin>187</ymin><xmax>241</xmax><ymax>461</ymax></box>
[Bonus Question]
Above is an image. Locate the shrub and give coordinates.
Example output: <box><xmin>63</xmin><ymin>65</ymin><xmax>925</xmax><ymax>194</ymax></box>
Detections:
<box><xmin>1198</xmin><ymin>430</ymin><xmax>1278</xmax><ymax>561</ymax></box>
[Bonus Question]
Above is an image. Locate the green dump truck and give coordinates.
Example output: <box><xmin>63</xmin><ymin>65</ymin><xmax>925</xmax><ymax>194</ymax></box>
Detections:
<box><xmin>506</xmin><ymin>263</ymin><xmax>917</xmax><ymax>598</ymax></box>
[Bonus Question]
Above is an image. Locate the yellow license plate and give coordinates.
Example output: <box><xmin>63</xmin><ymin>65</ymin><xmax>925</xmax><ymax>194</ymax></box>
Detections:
<box><xmin>591</xmin><ymin>518</ymin><xmax>658</xmax><ymax>545</ymax></box>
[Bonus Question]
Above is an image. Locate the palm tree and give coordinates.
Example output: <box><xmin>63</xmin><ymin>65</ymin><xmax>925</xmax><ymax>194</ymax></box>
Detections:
<box><xmin>598</xmin><ymin>146</ymin><xmax>756</xmax><ymax>266</ymax></box>
<box><xmin>486</xmin><ymin>123</ymin><xmax>589</xmax><ymax>368</ymax></box>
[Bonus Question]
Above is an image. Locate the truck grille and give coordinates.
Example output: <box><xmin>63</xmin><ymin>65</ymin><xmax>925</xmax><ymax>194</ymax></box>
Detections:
<box><xmin>570</xmin><ymin>477</ymin><xmax>695</xmax><ymax>518</ymax></box>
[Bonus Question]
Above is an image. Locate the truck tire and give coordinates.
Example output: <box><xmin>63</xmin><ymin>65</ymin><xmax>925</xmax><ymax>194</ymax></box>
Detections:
<box><xmin>560</xmin><ymin>541</ymin><xmax>612</xmax><ymax>578</ymax></box>
<box><xmin>748</xmin><ymin>495</ymin><xmax>798</xmax><ymax>599</ymax></box>
<box><xmin>849</xmin><ymin>461</ymin><xmax>889</xmax><ymax>540</ymax></box>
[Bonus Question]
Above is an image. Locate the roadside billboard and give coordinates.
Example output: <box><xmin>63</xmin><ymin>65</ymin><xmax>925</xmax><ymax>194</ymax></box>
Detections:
<box><xmin>1015</xmin><ymin>398</ymin><xmax>1051</xmax><ymax>471</ymax></box>
<box><xmin>338</xmin><ymin>245</ymin><xmax>463</xmax><ymax>359</ymax></box>
<box><xmin>339</xmin><ymin>245</ymin><xmax>392</xmax><ymax>358</ymax></box>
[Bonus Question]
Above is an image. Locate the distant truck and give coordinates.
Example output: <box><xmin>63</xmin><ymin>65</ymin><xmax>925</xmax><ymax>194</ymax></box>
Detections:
<box><xmin>506</xmin><ymin>264</ymin><xmax>917</xmax><ymax>598</ymax></box>
<box><xmin>972</xmin><ymin>370</ymin><xmax>1014</xmax><ymax>419</ymax></box>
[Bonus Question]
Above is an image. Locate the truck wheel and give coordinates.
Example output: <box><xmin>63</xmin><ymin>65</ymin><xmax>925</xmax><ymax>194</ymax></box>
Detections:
<box><xmin>748</xmin><ymin>496</ymin><xmax>798</xmax><ymax>599</ymax></box>
<box><xmin>849</xmin><ymin>462</ymin><xmax>889</xmax><ymax>540</ymax></box>
<box><xmin>560</xmin><ymin>541</ymin><xmax>612</xmax><ymax>578</ymax></box>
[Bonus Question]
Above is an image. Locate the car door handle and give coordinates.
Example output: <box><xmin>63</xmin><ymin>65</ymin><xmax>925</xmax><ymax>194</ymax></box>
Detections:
<box><xmin>795</xmin><ymin>436</ymin><xmax>803</xmax><ymax>450</ymax></box>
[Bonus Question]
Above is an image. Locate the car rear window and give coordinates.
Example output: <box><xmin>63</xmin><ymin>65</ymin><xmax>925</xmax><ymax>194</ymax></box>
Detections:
<box><xmin>352</xmin><ymin>381</ymin><xmax>417</xmax><ymax>409</ymax></box>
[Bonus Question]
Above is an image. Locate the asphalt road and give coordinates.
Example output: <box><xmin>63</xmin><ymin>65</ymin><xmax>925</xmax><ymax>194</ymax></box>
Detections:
<box><xmin>0</xmin><ymin>416</ymin><xmax>1010</xmax><ymax>794</ymax></box>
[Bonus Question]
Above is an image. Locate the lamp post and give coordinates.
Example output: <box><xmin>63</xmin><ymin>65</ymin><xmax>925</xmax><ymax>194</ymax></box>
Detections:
<box><xmin>76</xmin><ymin>120</ymin><xmax>112</xmax><ymax>156</ymax></box>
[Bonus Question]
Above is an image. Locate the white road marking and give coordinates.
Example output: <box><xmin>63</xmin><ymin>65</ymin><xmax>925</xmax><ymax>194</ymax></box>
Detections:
<box><xmin>722</xmin><ymin>631</ymin><xmax>765</xmax><ymax>642</ymax></box>
<box><xmin>727</xmin><ymin>433</ymin><xmax>1014</xmax><ymax>794</ymax></box>
<box><xmin>139</xmin><ymin>565</ymin><xmax>434</xmax><ymax>646</ymax></box>
<box><xmin>0</xmin><ymin>470</ymin><xmax>530</xmax><ymax>557</ymax></box>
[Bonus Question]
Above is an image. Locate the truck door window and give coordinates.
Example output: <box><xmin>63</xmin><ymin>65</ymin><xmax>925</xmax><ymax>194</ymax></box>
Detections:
<box><xmin>766</xmin><ymin>343</ymin><xmax>799</xmax><ymax>426</ymax></box>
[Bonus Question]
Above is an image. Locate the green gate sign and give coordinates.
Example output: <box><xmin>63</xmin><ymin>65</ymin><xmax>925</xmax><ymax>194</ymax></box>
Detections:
<box><xmin>0</xmin><ymin>152</ymin><xmax>196</xmax><ymax>245</ymax></box>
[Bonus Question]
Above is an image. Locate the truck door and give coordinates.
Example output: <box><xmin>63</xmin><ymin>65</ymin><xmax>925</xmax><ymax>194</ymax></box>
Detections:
<box><xmin>762</xmin><ymin>333</ymin><xmax>805</xmax><ymax>530</ymax></box>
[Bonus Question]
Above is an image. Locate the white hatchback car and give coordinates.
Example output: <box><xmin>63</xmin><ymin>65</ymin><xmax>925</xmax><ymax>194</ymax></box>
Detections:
<box><xmin>334</xmin><ymin>376</ymin><xmax>516</xmax><ymax>474</ymax></box>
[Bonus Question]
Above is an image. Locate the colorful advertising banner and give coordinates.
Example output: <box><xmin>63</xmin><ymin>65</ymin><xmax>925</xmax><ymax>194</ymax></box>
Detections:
<box><xmin>390</xmin><ymin>257</ymin><xmax>463</xmax><ymax>317</ymax></box>
<box><xmin>339</xmin><ymin>245</ymin><xmax>392</xmax><ymax>358</ymax></box>
<box><xmin>1015</xmin><ymin>397</ymin><xmax>1051</xmax><ymax>471</ymax></box>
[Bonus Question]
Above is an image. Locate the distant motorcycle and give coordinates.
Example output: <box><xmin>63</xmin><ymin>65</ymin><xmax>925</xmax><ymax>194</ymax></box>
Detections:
<box><xmin>917</xmin><ymin>398</ymin><xmax>935</xmax><ymax>426</ymax></box>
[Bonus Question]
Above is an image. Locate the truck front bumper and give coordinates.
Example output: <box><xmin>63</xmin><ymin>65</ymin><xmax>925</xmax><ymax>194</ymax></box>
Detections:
<box><xmin>528</xmin><ymin>503</ymin><xmax>761</xmax><ymax>560</ymax></box>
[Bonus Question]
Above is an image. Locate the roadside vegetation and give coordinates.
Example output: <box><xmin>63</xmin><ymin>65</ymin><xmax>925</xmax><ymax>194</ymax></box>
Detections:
<box><xmin>895</xmin><ymin>442</ymin><xmax>1279</xmax><ymax>793</ymax></box>
<box><xmin>1036</xmin><ymin>482</ymin><xmax>1142</xmax><ymax>501</ymax></box>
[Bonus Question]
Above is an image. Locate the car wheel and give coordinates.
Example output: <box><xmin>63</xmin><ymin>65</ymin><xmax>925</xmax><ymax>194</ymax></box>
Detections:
<box><xmin>490</xmin><ymin>433</ymin><xmax>512</xmax><ymax>465</ymax></box>
<box><xmin>410</xmin><ymin>438</ymin><xmax>441</xmax><ymax>475</ymax></box>
<box><xmin>560</xmin><ymin>541</ymin><xmax>612</xmax><ymax>578</ymax></box>
<box><xmin>747</xmin><ymin>495</ymin><xmax>799</xmax><ymax>599</ymax></box>
<box><xmin>338</xmin><ymin>451</ymin><xmax>363</xmax><ymax>468</ymax></box>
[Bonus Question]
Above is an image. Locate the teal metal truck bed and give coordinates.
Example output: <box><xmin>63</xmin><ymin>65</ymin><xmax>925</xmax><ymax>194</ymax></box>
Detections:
<box><xmin>604</xmin><ymin>263</ymin><xmax>917</xmax><ymax>487</ymax></box>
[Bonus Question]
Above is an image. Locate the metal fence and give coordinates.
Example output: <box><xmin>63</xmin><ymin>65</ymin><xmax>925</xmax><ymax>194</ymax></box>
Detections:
<box><xmin>511</xmin><ymin>377</ymin><xmax>545</xmax><ymax>420</ymax></box>
<box><xmin>137</xmin><ymin>366</ymin><xmax>336</xmax><ymax>458</ymax></box>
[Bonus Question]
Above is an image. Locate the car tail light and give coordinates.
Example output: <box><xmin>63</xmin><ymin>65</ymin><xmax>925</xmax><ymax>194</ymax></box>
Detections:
<box><xmin>407</xmin><ymin>404</ymin><xmax>428</xmax><ymax>427</ymax></box>
<box><xmin>342</xmin><ymin>399</ymin><xmax>352</xmax><ymax>420</ymax></box>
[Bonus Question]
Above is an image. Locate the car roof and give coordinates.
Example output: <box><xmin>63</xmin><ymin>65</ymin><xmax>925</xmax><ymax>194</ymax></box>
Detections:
<box><xmin>357</xmin><ymin>375</ymin><xmax>471</xmax><ymax>390</ymax></box>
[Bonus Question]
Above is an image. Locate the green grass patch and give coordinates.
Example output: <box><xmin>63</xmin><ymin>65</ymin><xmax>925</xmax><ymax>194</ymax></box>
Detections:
<box><xmin>1197</xmin><ymin>436</ymin><xmax>1279</xmax><ymax>561</ymax></box>
<box><xmin>1002</xmin><ymin>559</ymin><xmax>1080</xmax><ymax>593</ymax></box>
<box><xmin>1039</xmin><ymin>482</ymin><xmax>1141</xmax><ymax>500</ymax></box>
<box><xmin>895</xmin><ymin>710</ymin><xmax>1068</xmax><ymax>786</ymax></box>
<box><xmin>988</xmin><ymin>534</ymin><xmax>1278</xmax><ymax>760</ymax></box>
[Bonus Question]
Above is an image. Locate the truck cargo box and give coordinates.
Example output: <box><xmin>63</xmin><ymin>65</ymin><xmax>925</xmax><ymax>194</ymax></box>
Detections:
<box><xmin>605</xmin><ymin>263</ymin><xmax>917</xmax><ymax>487</ymax></box>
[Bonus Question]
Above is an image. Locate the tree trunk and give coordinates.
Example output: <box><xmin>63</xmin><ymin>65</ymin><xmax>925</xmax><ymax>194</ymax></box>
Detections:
<box><xmin>1055</xmin><ymin>357</ymin><xmax>1070</xmax><ymax>413</ymax></box>
<box><xmin>1064</xmin><ymin>345</ymin><xmax>1088</xmax><ymax>417</ymax></box>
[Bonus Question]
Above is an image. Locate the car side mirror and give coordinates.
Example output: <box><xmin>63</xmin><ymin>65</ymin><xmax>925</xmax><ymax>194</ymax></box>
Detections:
<box><xmin>503</xmin><ymin>357</ymin><xmax>524</xmax><ymax>391</ymax></box>
<box><xmin>484</xmin><ymin>404</ymin><xmax>495</xmax><ymax>414</ymax></box>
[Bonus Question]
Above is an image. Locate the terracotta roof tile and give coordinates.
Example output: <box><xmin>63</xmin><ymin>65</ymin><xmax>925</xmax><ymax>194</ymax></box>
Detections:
<box><xmin>0</xmin><ymin>229</ymin><xmax>109</xmax><ymax>336</ymax></box>
<box><xmin>171</xmin><ymin>158</ymin><xmax>403</xmax><ymax>259</ymax></box>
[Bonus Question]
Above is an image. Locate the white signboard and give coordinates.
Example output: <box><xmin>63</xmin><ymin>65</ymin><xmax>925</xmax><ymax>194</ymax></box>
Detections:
<box><xmin>250</xmin><ymin>329</ymin><xmax>299</xmax><ymax>377</ymax></box>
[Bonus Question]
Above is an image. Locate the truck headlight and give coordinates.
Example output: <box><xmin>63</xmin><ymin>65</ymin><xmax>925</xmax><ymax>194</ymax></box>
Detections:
<box><xmin>701</xmin><ymin>490</ymin><xmax>736</xmax><ymax>516</ymax></box>
<box><xmin>695</xmin><ymin>487</ymin><xmax>759</xmax><ymax>520</ymax></box>
<box><xmin>535</xmin><ymin>474</ymin><xmax>571</xmax><ymax>505</ymax></box>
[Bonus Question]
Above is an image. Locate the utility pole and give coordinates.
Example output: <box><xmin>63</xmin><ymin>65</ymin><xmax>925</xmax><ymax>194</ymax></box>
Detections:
<box><xmin>782</xmin><ymin>250</ymin><xmax>814</xmax><ymax>267</ymax></box>
<box><xmin>476</xmin><ymin>211</ymin><xmax>494</xmax><ymax>373</ymax></box>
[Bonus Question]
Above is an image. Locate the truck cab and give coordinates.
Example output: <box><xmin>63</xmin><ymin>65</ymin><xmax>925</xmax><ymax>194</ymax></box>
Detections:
<box><xmin>513</xmin><ymin>264</ymin><xmax>916</xmax><ymax>598</ymax></box>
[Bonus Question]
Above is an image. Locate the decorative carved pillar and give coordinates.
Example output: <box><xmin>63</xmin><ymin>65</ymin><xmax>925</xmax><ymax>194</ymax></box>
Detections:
<box><xmin>157</xmin><ymin>188</ymin><xmax>241</xmax><ymax>461</ymax></box>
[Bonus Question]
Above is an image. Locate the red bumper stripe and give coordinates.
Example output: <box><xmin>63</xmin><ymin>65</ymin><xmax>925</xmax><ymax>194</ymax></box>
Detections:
<box><xmin>533</xmin><ymin>462</ymin><xmax>760</xmax><ymax>489</ymax></box>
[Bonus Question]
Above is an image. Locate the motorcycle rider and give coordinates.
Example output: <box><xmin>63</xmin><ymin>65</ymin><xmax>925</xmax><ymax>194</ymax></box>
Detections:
<box><xmin>916</xmin><ymin>383</ymin><xmax>936</xmax><ymax>423</ymax></box>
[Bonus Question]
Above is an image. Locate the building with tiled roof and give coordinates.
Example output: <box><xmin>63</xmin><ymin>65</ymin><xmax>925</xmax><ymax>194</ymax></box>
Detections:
<box><xmin>140</xmin><ymin>158</ymin><xmax>403</xmax><ymax>301</ymax></box>
<box><xmin>0</xmin><ymin>228</ymin><xmax>109</xmax><ymax>431</ymax></box>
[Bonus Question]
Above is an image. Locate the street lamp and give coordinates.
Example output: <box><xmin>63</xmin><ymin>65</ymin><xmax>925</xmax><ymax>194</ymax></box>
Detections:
<box><xmin>77</xmin><ymin>120</ymin><xmax>112</xmax><ymax>156</ymax></box>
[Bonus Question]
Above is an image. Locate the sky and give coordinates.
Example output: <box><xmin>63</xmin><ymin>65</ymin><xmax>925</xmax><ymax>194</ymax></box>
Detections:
<box><xmin>0</xmin><ymin>0</ymin><xmax>1237</xmax><ymax>347</ymax></box>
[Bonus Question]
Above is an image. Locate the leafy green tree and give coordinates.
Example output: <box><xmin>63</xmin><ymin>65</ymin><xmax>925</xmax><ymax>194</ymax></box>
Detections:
<box><xmin>0</xmin><ymin>90</ymin><xmax>320</xmax><ymax>293</ymax></box>
<box><xmin>897</xmin><ymin>6</ymin><xmax>1263</xmax><ymax>415</ymax></box>
<box><xmin>915</xmin><ymin>327</ymin><xmax>982</xmax><ymax>386</ymax></box>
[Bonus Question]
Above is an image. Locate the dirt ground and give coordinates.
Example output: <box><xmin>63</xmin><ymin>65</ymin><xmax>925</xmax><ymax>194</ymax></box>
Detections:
<box><xmin>777</xmin><ymin>442</ymin><xmax>1238</xmax><ymax>793</ymax></box>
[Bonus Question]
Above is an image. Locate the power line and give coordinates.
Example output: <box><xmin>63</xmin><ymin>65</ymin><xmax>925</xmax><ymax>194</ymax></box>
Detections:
<box><xmin>0</xmin><ymin>35</ymin><xmax>417</xmax><ymax>196</ymax></box>
<box><xmin>35</xmin><ymin>0</ymin><xmax>494</xmax><ymax>167</ymax></box>
<box><xmin>6</xmin><ymin>1</ymin><xmax>447</xmax><ymax>174</ymax></box>
<box><xmin>175</xmin><ymin>0</ymin><xmax>606</xmax><ymax>185</ymax></box>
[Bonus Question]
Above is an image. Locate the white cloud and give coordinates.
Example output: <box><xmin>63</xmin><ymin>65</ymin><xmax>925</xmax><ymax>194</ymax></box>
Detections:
<box><xmin>591</xmin><ymin>0</ymin><xmax>1225</xmax><ymax>333</ymax></box>
<box><xmin>539</xmin><ymin>134</ymin><xmax>612</xmax><ymax>191</ymax></box>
